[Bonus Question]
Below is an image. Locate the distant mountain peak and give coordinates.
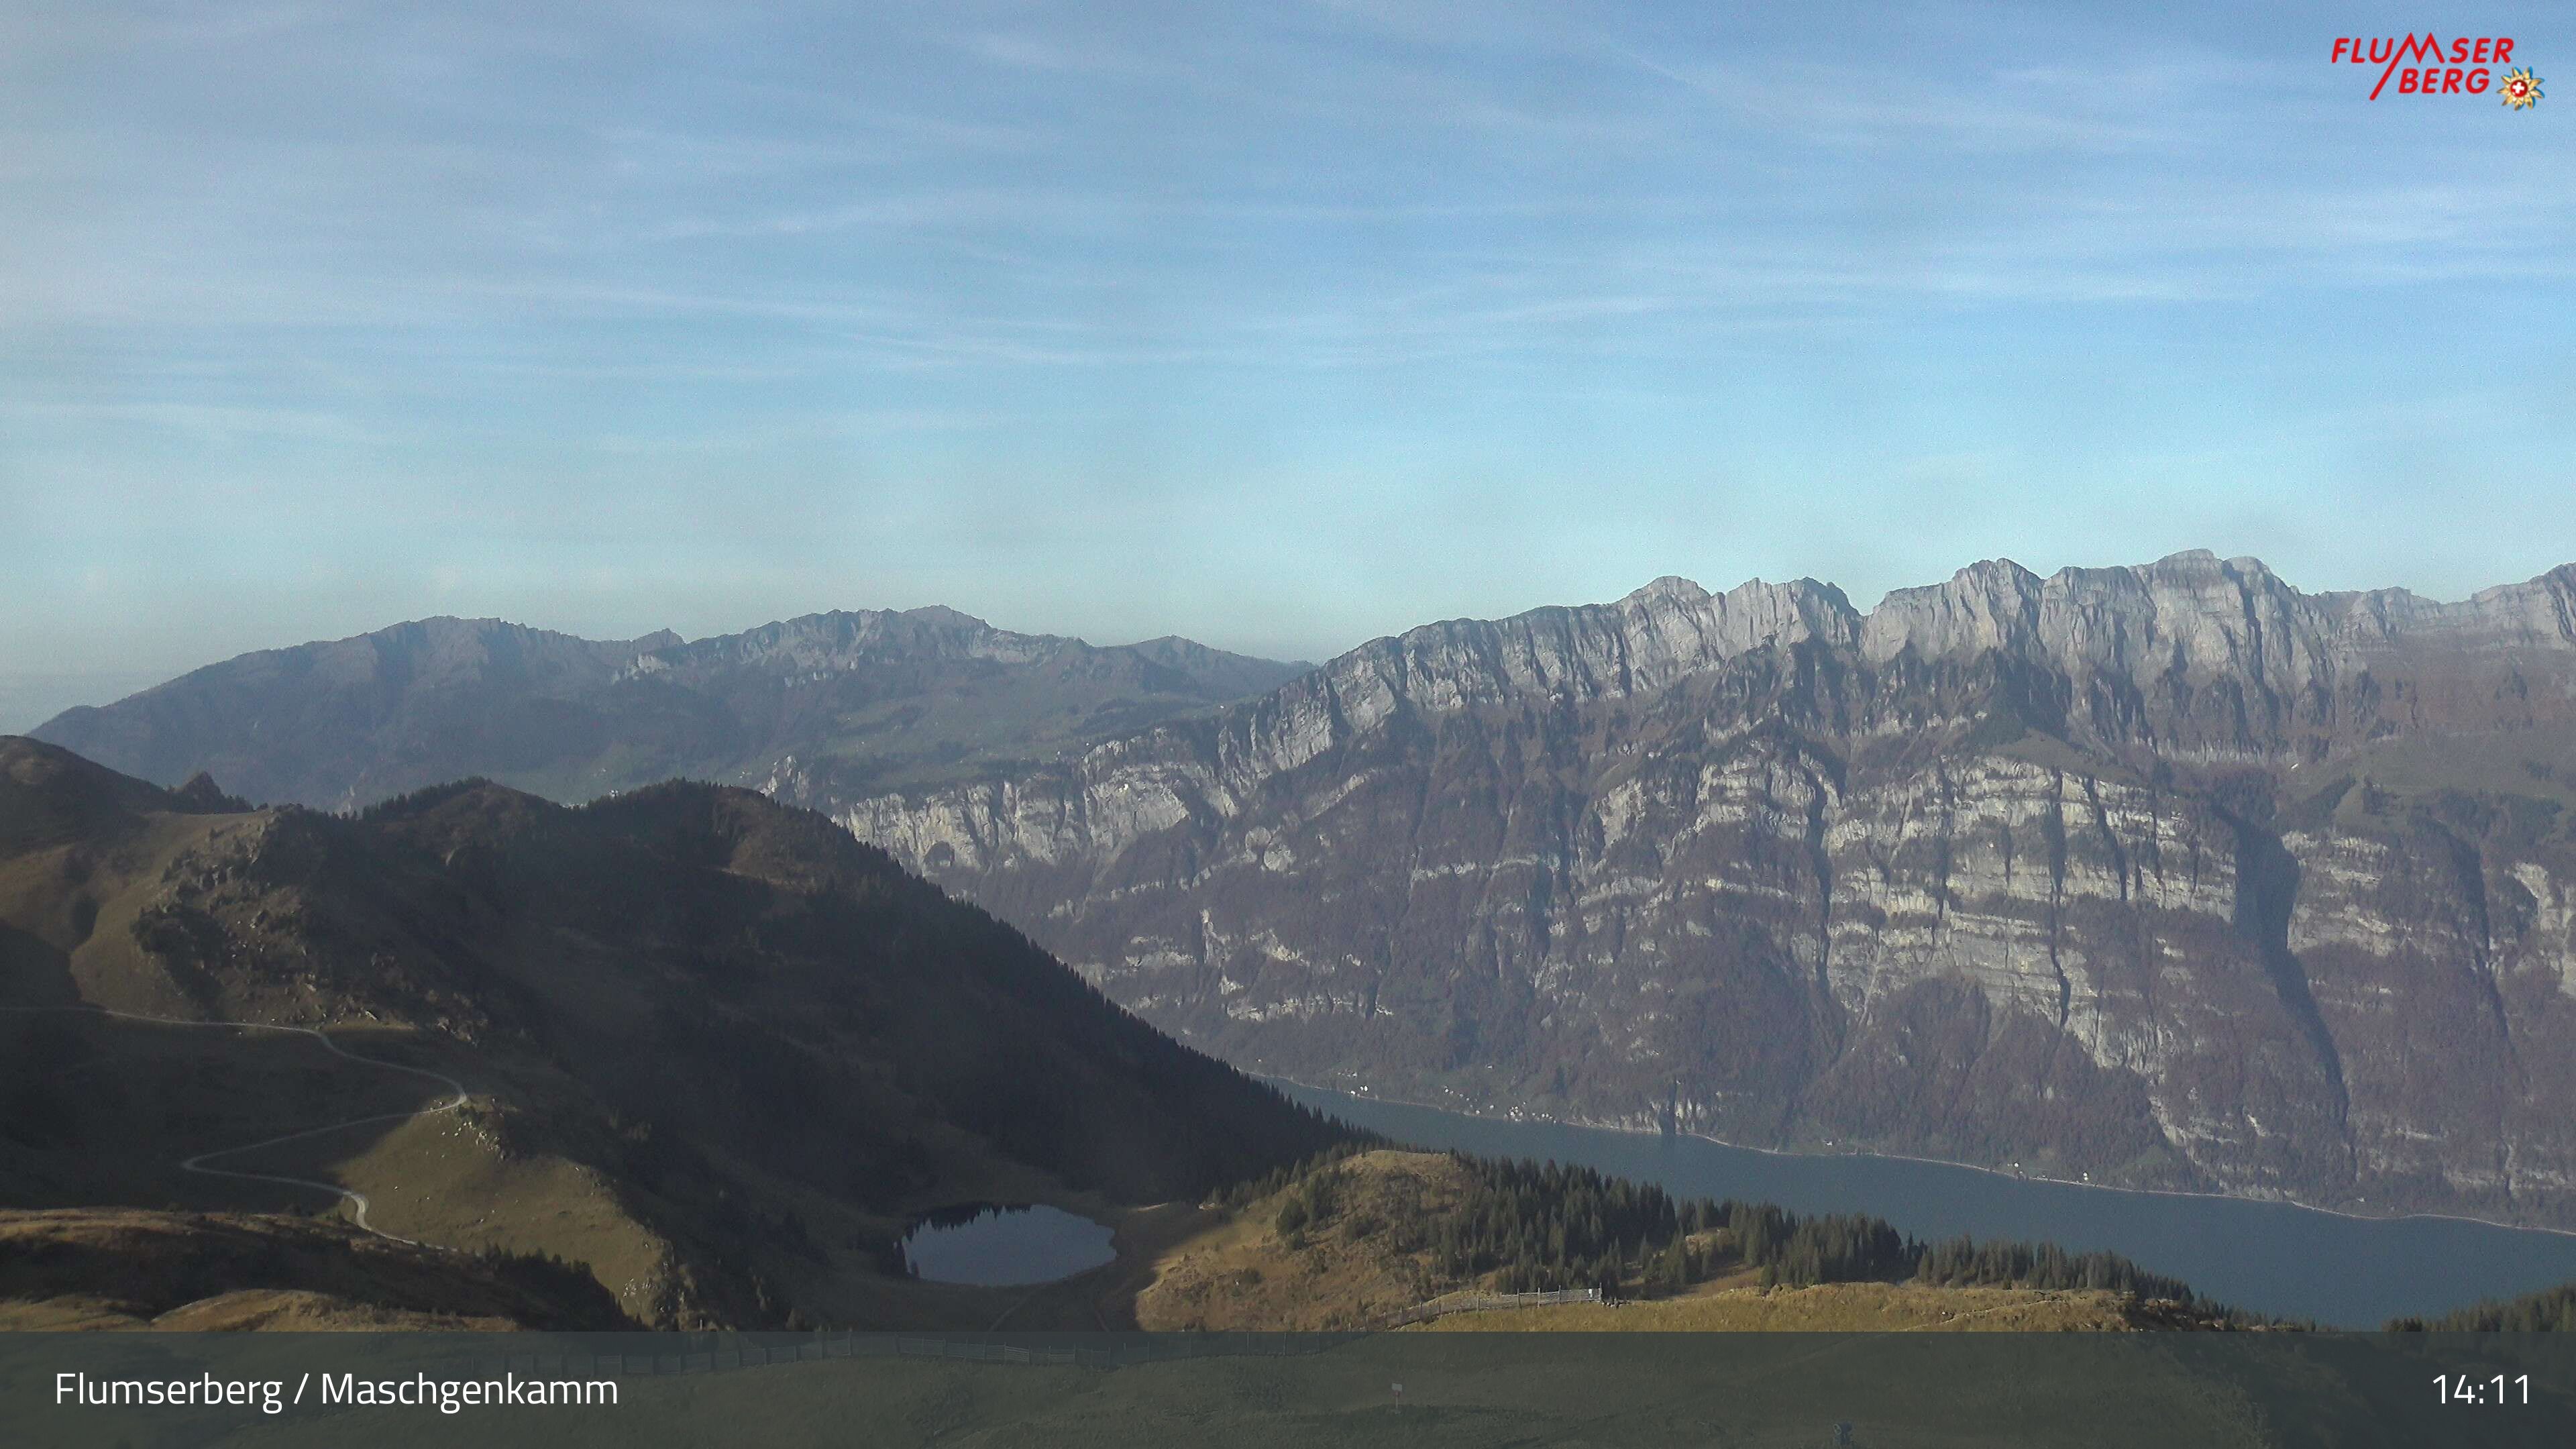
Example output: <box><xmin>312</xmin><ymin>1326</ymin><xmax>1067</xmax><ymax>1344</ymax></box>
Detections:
<box><xmin>29</xmin><ymin>606</ymin><xmax>1308</xmax><ymax>810</ymax></box>
<box><xmin>1623</xmin><ymin>574</ymin><xmax>1713</xmax><ymax>606</ymax></box>
<box><xmin>892</xmin><ymin>603</ymin><xmax>994</xmax><ymax>629</ymax></box>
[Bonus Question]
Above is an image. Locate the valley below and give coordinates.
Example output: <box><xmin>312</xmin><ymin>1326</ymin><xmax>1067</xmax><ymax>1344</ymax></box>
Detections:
<box><xmin>16</xmin><ymin>550</ymin><xmax>2576</xmax><ymax>1342</ymax></box>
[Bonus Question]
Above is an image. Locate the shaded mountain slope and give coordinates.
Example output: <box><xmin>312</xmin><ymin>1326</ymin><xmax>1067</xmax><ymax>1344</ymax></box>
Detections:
<box><xmin>0</xmin><ymin>737</ymin><xmax>1347</xmax><ymax>1329</ymax></box>
<box><xmin>2393</xmin><ymin>1275</ymin><xmax>2576</xmax><ymax>1332</ymax></box>
<box><xmin>0</xmin><ymin>1208</ymin><xmax>631</xmax><ymax>1331</ymax></box>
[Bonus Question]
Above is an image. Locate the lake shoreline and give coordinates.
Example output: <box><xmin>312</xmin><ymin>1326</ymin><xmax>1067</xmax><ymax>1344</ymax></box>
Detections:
<box><xmin>1260</xmin><ymin>1073</ymin><xmax>2576</xmax><ymax>1244</ymax></box>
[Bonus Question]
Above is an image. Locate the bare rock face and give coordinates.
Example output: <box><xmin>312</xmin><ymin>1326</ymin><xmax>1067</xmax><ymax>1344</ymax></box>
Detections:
<box><xmin>841</xmin><ymin>554</ymin><xmax>2576</xmax><ymax>1229</ymax></box>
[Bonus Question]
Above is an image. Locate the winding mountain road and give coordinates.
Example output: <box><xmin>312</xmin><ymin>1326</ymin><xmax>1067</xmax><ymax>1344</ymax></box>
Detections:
<box><xmin>1</xmin><ymin>1004</ymin><xmax>469</xmax><ymax>1247</ymax></box>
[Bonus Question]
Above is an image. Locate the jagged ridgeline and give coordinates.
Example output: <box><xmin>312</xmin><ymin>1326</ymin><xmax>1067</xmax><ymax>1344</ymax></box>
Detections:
<box><xmin>28</xmin><ymin>553</ymin><xmax>2576</xmax><ymax>1234</ymax></box>
<box><xmin>837</xmin><ymin>553</ymin><xmax>2576</xmax><ymax>1232</ymax></box>
<box><xmin>0</xmin><ymin>737</ymin><xmax>1347</xmax><ymax>1329</ymax></box>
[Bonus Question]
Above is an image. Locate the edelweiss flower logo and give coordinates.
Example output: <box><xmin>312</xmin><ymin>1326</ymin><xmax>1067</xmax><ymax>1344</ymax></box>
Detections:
<box><xmin>2500</xmin><ymin>66</ymin><xmax>2544</xmax><ymax>108</ymax></box>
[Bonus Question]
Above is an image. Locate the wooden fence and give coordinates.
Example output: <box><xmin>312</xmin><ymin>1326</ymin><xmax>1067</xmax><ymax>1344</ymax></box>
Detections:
<box><xmin>1373</xmin><ymin>1287</ymin><xmax>1605</xmax><ymax>1329</ymax></box>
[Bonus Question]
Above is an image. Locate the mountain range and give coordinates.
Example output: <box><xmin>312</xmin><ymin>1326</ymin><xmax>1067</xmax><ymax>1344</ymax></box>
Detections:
<box><xmin>30</xmin><ymin>609</ymin><xmax>1306</xmax><ymax>810</ymax></box>
<box><xmin>30</xmin><ymin>552</ymin><xmax>2576</xmax><ymax>1231</ymax></box>
<box><xmin>845</xmin><ymin>552</ymin><xmax>2576</xmax><ymax>1229</ymax></box>
<box><xmin>1</xmin><ymin>735</ymin><xmax>2263</xmax><ymax>1336</ymax></box>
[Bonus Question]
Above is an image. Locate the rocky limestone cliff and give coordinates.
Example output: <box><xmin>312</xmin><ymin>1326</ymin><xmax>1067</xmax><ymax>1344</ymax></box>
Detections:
<box><xmin>837</xmin><ymin>553</ymin><xmax>2576</xmax><ymax>1229</ymax></box>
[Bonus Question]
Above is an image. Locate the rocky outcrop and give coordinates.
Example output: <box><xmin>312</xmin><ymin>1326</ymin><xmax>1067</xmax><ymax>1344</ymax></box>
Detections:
<box><xmin>1857</xmin><ymin>552</ymin><xmax>2576</xmax><ymax>763</ymax></box>
<box><xmin>841</xmin><ymin>554</ymin><xmax>2576</xmax><ymax>1228</ymax></box>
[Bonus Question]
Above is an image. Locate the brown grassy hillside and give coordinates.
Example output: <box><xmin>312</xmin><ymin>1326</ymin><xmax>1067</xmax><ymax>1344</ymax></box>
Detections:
<box><xmin>0</xmin><ymin>737</ymin><xmax>1348</xmax><ymax>1330</ymax></box>
<box><xmin>1140</xmin><ymin>1149</ymin><xmax>2241</xmax><ymax>1332</ymax></box>
<box><xmin>0</xmin><ymin>1208</ymin><xmax>629</xmax><ymax>1330</ymax></box>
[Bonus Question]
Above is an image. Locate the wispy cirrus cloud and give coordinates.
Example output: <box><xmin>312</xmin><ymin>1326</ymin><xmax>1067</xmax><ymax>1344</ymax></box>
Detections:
<box><xmin>4</xmin><ymin>0</ymin><xmax>2572</xmax><ymax>678</ymax></box>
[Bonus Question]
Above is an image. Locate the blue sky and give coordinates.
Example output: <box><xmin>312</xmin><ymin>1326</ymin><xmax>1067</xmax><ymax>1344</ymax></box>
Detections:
<box><xmin>3</xmin><ymin>1</ymin><xmax>2570</xmax><ymax>724</ymax></box>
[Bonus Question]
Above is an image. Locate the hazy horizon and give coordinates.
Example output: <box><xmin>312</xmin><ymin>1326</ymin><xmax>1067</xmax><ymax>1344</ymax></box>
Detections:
<box><xmin>11</xmin><ymin>542</ymin><xmax>2575</xmax><ymax>736</ymax></box>
<box><xmin>7</xmin><ymin>2</ymin><xmax>2571</xmax><ymax>720</ymax></box>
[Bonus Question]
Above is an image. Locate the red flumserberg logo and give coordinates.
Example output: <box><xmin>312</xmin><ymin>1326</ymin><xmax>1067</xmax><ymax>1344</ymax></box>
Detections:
<box><xmin>2330</xmin><ymin>34</ymin><xmax>2542</xmax><ymax>105</ymax></box>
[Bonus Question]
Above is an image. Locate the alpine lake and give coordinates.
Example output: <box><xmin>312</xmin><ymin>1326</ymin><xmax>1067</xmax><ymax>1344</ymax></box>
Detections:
<box><xmin>900</xmin><ymin>1203</ymin><xmax>1117</xmax><ymax>1287</ymax></box>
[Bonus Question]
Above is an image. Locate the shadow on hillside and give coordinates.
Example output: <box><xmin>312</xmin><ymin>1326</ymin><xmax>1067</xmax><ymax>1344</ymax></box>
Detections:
<box><xmin>0</xmin><ymin>998</ymin><xmax>452</xmax><ymax>1220</ymax></box>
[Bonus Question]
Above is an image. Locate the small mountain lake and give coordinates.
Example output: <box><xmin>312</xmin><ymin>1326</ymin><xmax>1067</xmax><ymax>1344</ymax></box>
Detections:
<box><xmin>1273</xmin><ymin>1081</ymin><xmax>2576</xmax><ymax>1328</ymax></box>
<box><xmin>901</xmin><ymin>1203</ymin><xmax>1116</xmax><ymax>1286</ymax></box>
